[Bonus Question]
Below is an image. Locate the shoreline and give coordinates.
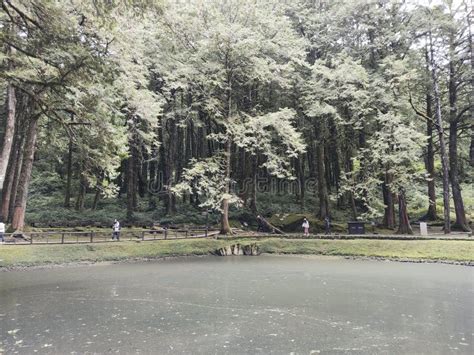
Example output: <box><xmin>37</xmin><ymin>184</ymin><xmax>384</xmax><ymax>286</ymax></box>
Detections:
<box><xmin>1</xmin><ymin>254</ymin><xmax>472</xmax><ymax>273</ymax></box>
<box><xmin>1</xmin><ymin>237</ymin><xmax>473</xmax><ymax>271</ymax></box>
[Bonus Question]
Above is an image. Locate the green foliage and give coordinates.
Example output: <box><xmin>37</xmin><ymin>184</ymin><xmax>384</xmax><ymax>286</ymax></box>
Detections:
<box><xmin>172</xmin><ymin>155</ymin><xmax>241</xmax><ymax>212</ymax></box>
<box><xmin>2</xmin><ymin>0</ymin><xmax>471</xmax><ymax>232</ymax></box>
<box><xmin>231</xmin><ymin>109</ymin><xmax>306</xmax><ymax>178</ymax></box>
<box><xmin>304</xmin><ymin>53</ymin><xmax>371</xmax><ymax>127</ymax></box>
<box><xmin>340</xmin><ymin>111</ymin><xmax>426</xmax><ymax>219</ymax></box>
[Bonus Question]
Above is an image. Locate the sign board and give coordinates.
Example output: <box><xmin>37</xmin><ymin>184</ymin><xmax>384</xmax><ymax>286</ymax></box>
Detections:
<box><xmin>420</xmin><ymin>222</ymin><xmax>428</xmax><ymax>236</ymax></box>
<box><xmin>348</xmin><ymin>221</ymin><xmax>365</xmax><ymax>235</ymax></box>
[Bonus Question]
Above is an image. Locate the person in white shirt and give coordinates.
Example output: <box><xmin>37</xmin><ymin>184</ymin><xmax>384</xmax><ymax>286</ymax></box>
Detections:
<box><xmin>302</xmin><ymin>217</ymin><xmax>310</xmax><ymax>236</ymax></box>
<box><xmin>0</xmin><ymin>219</ymin><xmax>5</xmax><ymax>243</ymax></box>
<box><xmin>112</xmin><ymin>219</ymin><xmax>120</xmax><ymax>241</ymax></box>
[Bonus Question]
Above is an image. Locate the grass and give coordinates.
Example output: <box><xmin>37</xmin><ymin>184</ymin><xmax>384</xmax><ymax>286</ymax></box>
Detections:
<box><xmin>0</xmin><ymin>238</ymin><xmax>473</xmax><ymax>269</ymax></box>
<box><xmin>0</xmin><ymin>239</ymin><xmax>224</xmax><ymax>268</ymax></box>
<box><xmin>257</xmin><ymin>239</ymin><xmax>474</xmax><ymax>262</ymax></box>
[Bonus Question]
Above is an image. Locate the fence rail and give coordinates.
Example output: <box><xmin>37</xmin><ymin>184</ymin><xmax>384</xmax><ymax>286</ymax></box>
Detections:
<box><xmin>1</xmin><ymin>228</ymin><xmax>217</xmax><ymax>245</ymax></box>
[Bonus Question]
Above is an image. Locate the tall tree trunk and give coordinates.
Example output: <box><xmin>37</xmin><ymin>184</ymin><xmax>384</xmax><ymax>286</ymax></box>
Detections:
<box><xmin>356</xmin><ymin>126</ymin><xmax>369</xmax><ymax>213</ymax></box>
<box><xmin>11</xmin><ymin>118</ymin><xmax>38</xmax><ymax>230</ymax></box>
<box><xmin>0</xmin><ymin>84</ymin><xmax>16</xmax><ymax>195</ymax></box>
<box><xmin>238</xmin><ymin>149</ymin><xmax>247</xmax><ymax>206</ymax></box>
<box><xmin>343</xmin><ymin>138</ymin><xmax>357</xmax><ymax>220</ymax></box>
<box><xmin>0</xmin><ymin>37</ymin><xmax>16</xmax><ymax>202</ymax></box>
<box><xmin>307</xmin><ymin>149</ymin><xmax>316</xmax><ymax>180</ymax></box>
<box><xmin>382</xmin><ymin>172</ymin><xmax>396</xmax><ymax>229</ymax></box>
<box><xmin>64</xmin><ymin>133</ymin><xmax>73</xmax><ymax>208</ymax></box>
<box><xmin>429</xmin><ymin>31</ymin><xmax>451</xmax><ymax>233</ymax></box>
<box><xmin>92</xmin><ymin>186</ymin><xmax>100</xmax><ymax>210</ymax></box>
<box><xmin>249</xmin><ymin>154</ymin><xmax>258</xmax><ymax>215</ymax></box>
<box><xmin>157</xmin><ymin>124</ymin><xmax>170</xmax><ymax>212</ymax></box>
<box><xmin>220</xmin><ymin>66</ymin><xmax>233</xmax><ymax>235</ymax></box>
<box><xmin>449</xmin><ymin>121</ymin><xmax>470</xmax><ymax>231</ymax></box>
<box><xmin>316</xmin><ymin>139</ymin><xmax>329</xmax><ymax>219</ymax></box>
<box><xmin>424</xmin><ymin>88</ymin><xmax>437</xmax><ymax>220</ymax></box>
<box><xmin>1</xmin><ymin>146</ymin><xmax>18</xmax><ymax>221</ymax></box>
<box><xmin>138</xmin><ymin>149</ymin><xmax>148</xmax><ymax>198</ymax></box>
<box><xmin>350</xmin><ymin>192</ymin><xmax>357</xmax><ymax>221</ymax></box>
<box><xmin>148</xmin><ymin>144</ymin><xmax>158</xmax><ymax>203</ymax></box>
<box><xmin>127</xmin><ymin>115</ymin><xmax>140</xmax><ymax>219</ymax></box>
<box><xmin>126</xmin><ymin>154</ymin><xmax>136</xmax><ymax>220</ymax></box>
<box><xmin>396</xmin><ymin>188</ymin><xmax>413</xmax><ymax>235</ymax></box>
<box><xmin>220</xmin><ymin>139</ymin><xmax>232</xmax><ymax>234</ymax></box>
<box><xmin>75</xmin><ymin>171</ymin><xmax>86</xmax><ymax>212</ymax></box>
<box><xmin>466</xmin><ymin>0</ymin><xmax>474</xmax><ymax>167</ymax></box>
<box><xmin>117</xmin><ymin>160</ymin><xmax>126</xmax><ymax>198</ymax></box>
<box><xmin>470</xmin><ymin>126</ymin><xmax>474</xmax><ymax>167</ymax></box>
<box><xmin>448</xmin><ymin>40</ymin><xmax>470</xmax><ymax>232</ymax></box>
<box><xmin>295</xmin><ymin>155</ymin><xmax>305</xmax><ymax>209</ymax></box>
<box><xmin>197</xmin><ymin>119</ymin><xmax>207</xmax><ymax>159</ymax></box>
<box><xmin>6</xmin><ymin>96</ymin><xmax>32</xmax><ymax>223</ymax></box>
<box><xmin>327</xmin><ymin>119</ymin><xmax>340</xmax><ymax>191</ymax></box>
<box><xmin>8</xmin><ymin>134</ymin><xmax>25</xmax><ymax>223</ymax></box>
<box><xmin>165</xmin><ymin>118</ymin><xmax>177</xmax><ymax>215</ymax></box>
<box><xmin>1</xmin><ymin>110</ymin><xmax>24</xmax><ymax>221</ymax></box>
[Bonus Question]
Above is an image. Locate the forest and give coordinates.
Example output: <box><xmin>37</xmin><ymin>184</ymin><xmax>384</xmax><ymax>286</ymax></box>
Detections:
<box><xmin>0</xmin><ymin>0</ymin><xmax>472</xmax><ymax>235</ymax></box>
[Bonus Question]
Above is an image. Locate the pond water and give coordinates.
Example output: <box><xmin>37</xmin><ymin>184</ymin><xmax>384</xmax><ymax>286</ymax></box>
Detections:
<box><xmin>0</xmin><ymin>256</ymin><xmax>472</xmax><ymax>354</ymax></box>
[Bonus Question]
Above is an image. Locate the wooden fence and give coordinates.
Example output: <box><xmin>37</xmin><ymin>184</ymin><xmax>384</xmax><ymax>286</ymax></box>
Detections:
<box><xmin>1</xmin><ymin>228</ymin><xmax>217</xmax><ymax>245</ymax></box>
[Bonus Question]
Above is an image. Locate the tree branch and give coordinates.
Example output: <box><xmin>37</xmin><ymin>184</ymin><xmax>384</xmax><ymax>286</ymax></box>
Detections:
<box><xmin>456</xmin><ymin>105</ymin><xmax>471</xmax><ymax>122</ymax></box>
<box><xmin>408</xmin><ymin>91</ymin><xmax>440</xmax><ymax>130</ymax></box>
<box><xmin>4</xmin><ymin>0</ymin><xmax>44</xmax><ymax>30</ymax></box>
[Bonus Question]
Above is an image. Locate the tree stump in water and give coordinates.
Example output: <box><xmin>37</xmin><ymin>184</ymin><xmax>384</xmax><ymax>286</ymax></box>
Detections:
<box><xmin>215</xmin><ymin>244</ymin><xmax>259</xmax><ymax>256</ymax></box>
<box><xmin>242</xmin><ymin>243</ymin><xmax>259</xmax><ymax>255</ymax></box>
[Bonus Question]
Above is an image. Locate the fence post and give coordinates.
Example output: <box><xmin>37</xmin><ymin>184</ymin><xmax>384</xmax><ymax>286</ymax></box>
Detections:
<box><xmin>30</xmin><ymin>233</ymin><xmax>33</xmax><ymax>244</ymax></box>
<box><xmin>164</xmin><ymin>228</ymin><xmax>167</xmax><ymax>240</ymax></box>
<box><xmin>141</xmin><ymin>231</ymin><xmax>145</xmax><ymax>241</ymax></box>
<box><xmin>185</xmin><ymin>230</ymin><xmax>188</xmax><ymax>238</ymax></box>
<box><xmin>205</xmin><ymin>228</ymin><xmax>208</xmax><ymax>238</ymax></box>
<box><xmin>61</xmin><ymin>233</ymin><xmax>65</xmax><ymax>244</ymax></box>
<box><xmin>90</xmin><ymin>232</ymin><xmax>94</xmax><ymax>243</ymax></box>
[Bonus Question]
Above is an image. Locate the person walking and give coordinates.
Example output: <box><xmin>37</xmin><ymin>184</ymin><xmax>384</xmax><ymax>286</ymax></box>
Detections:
<box><xmin>112</xmin><ymin>219</ymin><xmax>121</xmax><ymax>241</ymax></box>
<box><xmin>256</xmin><ymin>215</ymin><xmax>264</xmax><ymax>233</ymax></box>
<box><xmin>324</xmin><ymin>216</ymin><xmax>331</xmax><ymax>235</ymax></box>
<box><xmin>302</xmin><ymin>217</ymin><xmax>310</xmax><ymax>236</ymax></box>
<box><xmin>0</xmin><ymin>218</ymin><xmax>5</xmax><ymax>243</ymax></box>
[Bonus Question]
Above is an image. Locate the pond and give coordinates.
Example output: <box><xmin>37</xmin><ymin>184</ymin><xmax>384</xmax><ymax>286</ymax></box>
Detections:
<box><xmin>0</xmin><ymin>256</ymin><xmax>472</xmax><ymax>354</ymax></box>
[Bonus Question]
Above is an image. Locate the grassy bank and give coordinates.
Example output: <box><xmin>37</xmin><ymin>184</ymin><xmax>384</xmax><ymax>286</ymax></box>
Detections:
<box><xmin>0</xmin><ymin>238</ymin><xmax>473</xmax><ymax>269</ymax></box>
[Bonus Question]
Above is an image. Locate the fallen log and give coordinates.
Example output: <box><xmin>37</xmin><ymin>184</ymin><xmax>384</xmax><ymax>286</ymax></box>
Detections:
<box><xmin>256</xmin><ymin>215</ymin><xmax>285</xmax><ymax>235</ymax></box>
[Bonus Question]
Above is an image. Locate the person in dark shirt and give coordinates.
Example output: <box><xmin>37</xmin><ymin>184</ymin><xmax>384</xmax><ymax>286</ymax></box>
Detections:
<box><xmin>324</xmin><ymin>216</ymin><xmax>331</xmax><ymax>235</ymax></box>
<box><xmin>256</xmin><ymin>215</ymin><xmax>264</xmax><ymax>233</ymax></box>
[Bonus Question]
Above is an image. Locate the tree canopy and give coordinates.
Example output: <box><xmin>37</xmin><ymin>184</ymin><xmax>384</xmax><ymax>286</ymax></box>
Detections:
<box><xmin>0</xmin><ymin>0</ymin><xmax>472</xmax><ymax>234</ymax></box>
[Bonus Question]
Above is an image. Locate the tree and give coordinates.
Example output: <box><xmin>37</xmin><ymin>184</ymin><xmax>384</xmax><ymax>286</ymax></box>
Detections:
<box><xmin>303</xmin><ymin>53</ymin><xmax>371</xmax><ymax>218</ymax></box>
<box><xmin>0</xmin><ymin>0</ymin><xmax>138</xmax><ymax>229</ymax></box>
<box><xmin>444</xmin><ymin>1</ymin><xmax>471</xmax><ymax>231</ymax></box>
<box><xmin>1</xmin><ymin>0</ymin><xmax>470</xmax><ymax>235</ymax></box>
<box><xmin>159</xmin><ymin>0</ymin><xmax>306</xmax><ymax>233</ymax></box>
<box><xmin>340</xmin><ymin>112</ymin><xmax>425</xmax><ymax>234</ymax></box>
